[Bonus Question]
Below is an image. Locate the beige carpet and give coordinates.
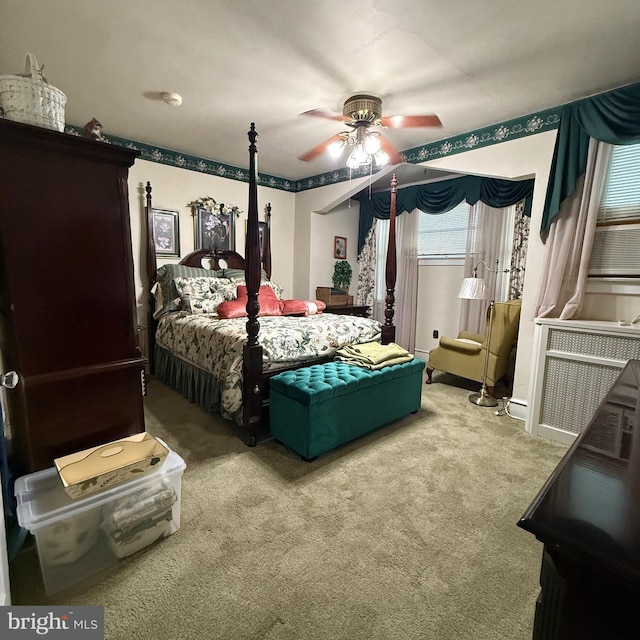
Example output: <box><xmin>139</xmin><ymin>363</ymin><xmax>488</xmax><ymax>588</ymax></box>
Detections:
<box><xmin>10</xmin><ymin>372</ymin><xmax>567</xmax><ymax>640</ymax></box>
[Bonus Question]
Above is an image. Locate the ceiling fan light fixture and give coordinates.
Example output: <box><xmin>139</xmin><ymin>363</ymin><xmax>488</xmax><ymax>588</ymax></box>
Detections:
<box><xmin>327</xmin><ymin>138</ymin><xmax>347</xmax><ymax>159</ymax></box>
<box><xmin>345</xmin><ymin>154</ymin><xmax>360</xmax><ymax>170</ymax></box>
<box><xmin>374</xmin><ymin>149</ymin><xmax>390</xmax><ymax>167</ymax></box>
<box><xmin>346</xmin><ymin>144</ymin><xmax>370</xmax><ymax>169</ymax></box>
<box><xmin>354</xmin><ymin>143</ymin><xmax>371</xmax><ymax>166</ymax></box>
<box><xmin>343</xmin><ymin>95</ymin><xmax>383</xmax><ymax>123</ymax></box>
<box><xmin>299</xmin><ymin>92</ymin><xmax>440</xmax><ymax>168</ymax></box>
<box><xmin>364</xmin><ymin>132</ymin><xmax>381</xmax><ymax>154</ymax></box>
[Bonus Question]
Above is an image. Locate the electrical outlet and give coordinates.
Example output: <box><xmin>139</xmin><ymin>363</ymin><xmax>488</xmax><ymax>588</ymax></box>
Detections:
<box><xmin>433</xmin><ymin>330</ymin><xmax>439</xmax><ymax>339</ymax></box>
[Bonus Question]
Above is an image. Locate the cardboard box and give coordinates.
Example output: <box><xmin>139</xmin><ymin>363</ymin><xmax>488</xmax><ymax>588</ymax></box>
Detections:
<box><xmin>54</xmin><ymin>433</ymin><xmax>169</xmax><ymax>499</ymax></box>
<box><xmin>316</xmin><ymin>287</ymin><xmax>353</xmax><ymax>307</ymax></box>
<box><xmin>15</xmin><ymin>445</ymin><xmax>186</xmax><ymax>595</ymax></box>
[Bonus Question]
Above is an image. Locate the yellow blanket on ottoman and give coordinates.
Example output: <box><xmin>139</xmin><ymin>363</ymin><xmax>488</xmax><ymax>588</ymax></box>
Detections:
<box><xmin>335</xmin><ymin>341</ymin><xmax>413</xmax><ymax>370</ymax></box>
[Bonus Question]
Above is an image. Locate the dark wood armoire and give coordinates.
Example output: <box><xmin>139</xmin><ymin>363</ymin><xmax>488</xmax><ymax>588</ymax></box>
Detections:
<box><xmin>0</xmin><ymin>118</ymin><xmax>146</xmax><ymax>474</ymax></box>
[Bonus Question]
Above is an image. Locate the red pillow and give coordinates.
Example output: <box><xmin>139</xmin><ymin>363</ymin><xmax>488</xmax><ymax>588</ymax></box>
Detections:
<box><xmin>216</xmin><ymin>298</ymin><xmax>247</xmax><ymax>319</ymax></box>
<box><xmin>217</xmin><ymin>285</ymin><xmax>282</xmax><ymax>318</ymax></box>
<box><xmin>280</xmin><ymin>299</ymin><xmax>326</xmax><ymax>316</ymax></box>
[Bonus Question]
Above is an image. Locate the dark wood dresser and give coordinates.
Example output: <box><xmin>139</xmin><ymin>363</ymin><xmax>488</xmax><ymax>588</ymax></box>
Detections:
<box><xmin>324</xmin><ymin>305</ymin><xmax>370</xmax><ymax>317</ymax></box>
<box><xmin>518</xmin><ymin>359</ymin><xmax>640</xmax><ymax>640</ymax></box>
<box><xmin>0</xmin><ymin>119</ymin><xmax>146</xmax><ymax>474</ymax></box>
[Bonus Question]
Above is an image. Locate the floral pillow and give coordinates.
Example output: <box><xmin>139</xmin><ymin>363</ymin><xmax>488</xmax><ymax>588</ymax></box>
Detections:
<box><xmin>211</xmin><ymin>278</ymin><xmax>242</xmax><ymax>302</ymax></box>
<box><xmin>173</xmin><ymin>276</ymin><xmax>230</xmax><ymax>314</ymax></box>
<box><xmin>156</xmin><ymin>264</ymin><xmax>223</xmax><ymax>316</ymax></box>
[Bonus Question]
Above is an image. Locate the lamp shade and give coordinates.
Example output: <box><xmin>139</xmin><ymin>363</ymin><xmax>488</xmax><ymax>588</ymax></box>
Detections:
<box><xmin>458</xmin><ymin>277</ymin><xmax>487</xmax><ymax>300</ymax></box>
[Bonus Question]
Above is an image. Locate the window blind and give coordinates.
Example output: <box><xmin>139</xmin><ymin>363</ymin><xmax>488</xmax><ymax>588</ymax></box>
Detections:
<box><xmin>599</xmin><ymin>143</ymin><xmax>640</xmax><ymax>221</ymax></box>
<box><xmin>417</xmin><ymin>201</ymin><xmax>470</xmax><ymax>258</ymax></box>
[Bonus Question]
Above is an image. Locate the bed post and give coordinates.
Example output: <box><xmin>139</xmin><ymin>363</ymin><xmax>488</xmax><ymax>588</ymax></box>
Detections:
<box><xmin>381</xmin><ymin>173</ymin><xmax>397</xmax><ymax>345</ymax></box>
<box><xmin>145</xmin><ymin>181</ymin><xmax>158</xmax><ymax>372</ymax></box>
<box><xmin>242</xmin><ymin>123</ymin><xmax>264</xmax><ymax>445</ymax></box>
<box><xmin>263</xmin><ymin>202</ymin><xmax>272</xmax><ymax>280</ymax></box>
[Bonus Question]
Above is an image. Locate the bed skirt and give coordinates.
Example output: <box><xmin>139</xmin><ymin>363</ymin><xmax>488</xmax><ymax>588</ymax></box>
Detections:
<box><xmin>154</xmin><ymin>345</ymin><xmax>241</xmax><ymax>424</ymax></box>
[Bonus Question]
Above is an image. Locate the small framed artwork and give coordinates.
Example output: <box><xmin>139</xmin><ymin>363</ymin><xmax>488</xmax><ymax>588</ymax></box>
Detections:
<box><xmin>245</xmin><ymin>220</ymin><xmax>268</xmax><ymax>260</ymax></box>
<box><xmin>152</xmin><ymin>208</ymin><xmax>180</xmax><ymax>258</ymax></box>
<box><xmin>334</xmin><ymin>236</ymin><xmax>347</xmax><ymax>259</ymax></box>
<box><xmin>196</xmin><ymin>207</ymin><xmax>234</xmax><ymax>251</ymax></box>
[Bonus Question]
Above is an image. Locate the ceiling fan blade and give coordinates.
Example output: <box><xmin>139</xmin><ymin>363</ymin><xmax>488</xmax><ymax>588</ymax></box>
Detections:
<box><xmin>379</xmin><ymin>114</ymin><xmax>442</xmax><ymax>128</ymax></box>
<box><xmin>379</xmin><ymin>134</ymin><xmax>404</xmax><ymax>165</ymax></box>
<box><xmin>300</xmin><ymin>108</ymin><xmax>351</xmax><ymax>122</ymax></box>
<box><xmin>298</xmin><ymin>134</ymin><xmax>344</xmax><ymax>162</ymax></box>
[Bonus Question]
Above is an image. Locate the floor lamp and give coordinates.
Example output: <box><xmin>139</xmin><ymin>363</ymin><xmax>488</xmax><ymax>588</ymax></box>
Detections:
<box><xmin>458</xmin><ymin>260</ymin><xmax>506</xmax><ymax>407</ymax></box>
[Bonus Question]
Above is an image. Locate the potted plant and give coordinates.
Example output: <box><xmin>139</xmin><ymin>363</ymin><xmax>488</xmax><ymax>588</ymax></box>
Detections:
<box><xmin>332</xmin><ymin>260</ymin><xmax>352</xmax><ymax>292</ymax></box>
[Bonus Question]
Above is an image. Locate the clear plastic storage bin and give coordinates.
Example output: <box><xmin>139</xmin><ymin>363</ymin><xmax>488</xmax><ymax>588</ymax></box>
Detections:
<box><xmin>15</xmin><ymin>445</ymin><xmax>186</xmax><ymax>595</ymax></box>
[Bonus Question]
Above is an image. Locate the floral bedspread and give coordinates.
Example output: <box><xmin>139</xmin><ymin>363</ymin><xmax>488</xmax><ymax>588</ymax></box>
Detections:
<box><xmin>155</xmin><ymin>312</ymin><xmax>382</xmax><ymax>422</ymax></box>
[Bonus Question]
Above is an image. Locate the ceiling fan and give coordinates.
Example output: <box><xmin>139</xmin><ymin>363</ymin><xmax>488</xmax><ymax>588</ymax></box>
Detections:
<box><xmin>298</xmin><ymin>94</ymin><xmax>442</xmax><ymax>168</ymax></box>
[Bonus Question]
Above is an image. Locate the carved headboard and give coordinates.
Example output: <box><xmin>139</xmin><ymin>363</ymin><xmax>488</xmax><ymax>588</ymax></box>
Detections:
<box><xmin>178</xmin><ymin>249</ymin><xmax>246</xmax><ymax>271</ymax></box>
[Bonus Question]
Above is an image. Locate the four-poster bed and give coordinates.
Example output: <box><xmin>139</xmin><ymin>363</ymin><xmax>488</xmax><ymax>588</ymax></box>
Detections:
<box><xmin>144</xmin><ymin>123</ymin><xmax>398</xmax><ymax>446</ymax></box>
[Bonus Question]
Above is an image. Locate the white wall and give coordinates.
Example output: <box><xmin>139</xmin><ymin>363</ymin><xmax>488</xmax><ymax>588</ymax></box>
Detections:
<box><xmin>579</xmin><ymin>287</ymin><xmax>640</xmax><ymax>322</ymax></box>
<box><xmin>415</xmin><ymin>261</ymin><xmax>466</xmax><ymax>358</ymax></box>
<box><xmin>127</xmin><ymin>160</ymin><xmax>296</xmax><ymax>341</ymax></box>
<box><xmin>421</xmin><ymin>130</ymin><xmax>559</xmax><ymax>404</ymax></box>
<box><xmin>310</xmin><ymin>203</ymin><xmax>360</xmax><ymax>294</ymax></box>
<box><xmin>291</xmin><ymin>177</ymin><xmax>371</xmax><ymax>299</ymax></box>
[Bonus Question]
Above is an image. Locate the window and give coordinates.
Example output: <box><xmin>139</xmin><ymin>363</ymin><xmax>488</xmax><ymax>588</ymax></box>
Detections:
<box><xmin>598</xmin><ymin>143</ymin><xmax>640</xmax><ymax>222</ymax></box>
<box><xmin>417</xmin><ymin>201</ymin><xmax>471</xmax><ymax>258</ymax></box>
<box><xmin>589</xmin><ymin>143</ymin><xmax>640</xmax><ymax>279</ymax></box>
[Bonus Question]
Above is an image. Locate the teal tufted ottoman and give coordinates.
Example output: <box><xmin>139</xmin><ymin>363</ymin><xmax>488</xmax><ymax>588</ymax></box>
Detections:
<box><xmin>269</xmin><ymin>358</ymin><xmax>425</xmax><ymax>460</ymax></box>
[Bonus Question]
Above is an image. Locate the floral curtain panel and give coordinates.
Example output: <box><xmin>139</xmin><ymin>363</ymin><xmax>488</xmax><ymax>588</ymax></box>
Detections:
<box><xmin>509</xmin><ymin>202</ymin><xmax>529</xmax><ymax>300</ymax></box>
<box><xmin>356</xmin><ymin>222</ymin><xmax>377</xmax><ymax>309</ymax></box>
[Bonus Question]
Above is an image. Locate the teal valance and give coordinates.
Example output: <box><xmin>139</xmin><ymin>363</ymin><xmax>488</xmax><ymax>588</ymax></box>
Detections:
<box><xmin>356</xmin><ymin>175</ymin><xmax>534</xmax><ymax>254</ymax></box>
<box><xmin>542</xmin><ymin>81</ymin><xmax>640</xmax><ymax>232</ymax></box>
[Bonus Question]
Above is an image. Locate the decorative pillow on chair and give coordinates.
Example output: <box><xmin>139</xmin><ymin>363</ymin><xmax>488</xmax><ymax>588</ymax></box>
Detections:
<box><xmin>280</xmin><ymin>299</ymin><xmax>326</xmax><ymax>316</ymax></box>
<box><xmin>217</xmin><ymin>285</ymin><xmax>283</xmax><ymax>318</ymax></box>
<box><xmin>173</xmin><ymin>276</ymin><xmax>229</xmax><ymax>314</ymax></box>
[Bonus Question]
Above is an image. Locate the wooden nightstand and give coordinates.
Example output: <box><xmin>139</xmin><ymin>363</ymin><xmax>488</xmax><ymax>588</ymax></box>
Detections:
<box><xmin>324</xmin><ymin>305</ymin><xmax>370</xmax><ymax>317</ymax></box>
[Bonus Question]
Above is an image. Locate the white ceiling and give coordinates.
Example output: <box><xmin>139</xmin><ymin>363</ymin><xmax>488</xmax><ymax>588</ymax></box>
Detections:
<box><xmin>2</xmin><ymin>0</ymin><xmax>639</xmax><ymax>182</ymax></box>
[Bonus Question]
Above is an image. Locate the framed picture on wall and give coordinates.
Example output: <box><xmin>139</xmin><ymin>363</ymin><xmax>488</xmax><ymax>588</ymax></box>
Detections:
<box><xmin>334</xmin><ymin>236</ymin><xmax>347</xmax><ymax>259</ymax></box>
<box><xmin>195</xmin><ymin>207</ymin><xmax>234</xmax><ymax>251</ymax></box>
<box><xmin>152</xmin><ymin>208</ymin><xmax>180</xmax><ymax>258</ymax></box>
<box><xmin>245</xmin><ymin>220</ymin><xmax>267</xmax><ymax>260</ymax></box>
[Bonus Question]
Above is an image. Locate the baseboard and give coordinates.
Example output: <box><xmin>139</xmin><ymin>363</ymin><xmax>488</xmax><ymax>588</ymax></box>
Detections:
<box><xmin>414</xmin><ymin>349</ymin><xmax>429</xmax><ymax>362</ymax></box>
<box><xmin>415</xmin><ymin>350</ymin><xmax>526</xmax><ymax>422</ymax></box>
<box><xmin>536</xmin><ymin>424</ymin><xmax>578</xmax><ymax>446</ymax></box>
<box><xmin>506</xmin><ymin>397</ymin><xmax>527</xmax><ymax>422</ymax></box>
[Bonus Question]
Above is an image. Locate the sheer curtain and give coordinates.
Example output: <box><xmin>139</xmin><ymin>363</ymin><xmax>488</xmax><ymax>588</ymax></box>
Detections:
<box><xmin>459</xmin><ymin>202</ymin><xmax>514</xmax><ymax>334</ymax></box>
<box><xmin>394</xmin><ymin>210</ymin><xmax>419</xmax><ymax>352</ymax></box>
<box><xmin>536</xmin><ymin>139</ymin><xmax>611</xmax><ymax>319</ymax></box>
<box><xmin>373</xmin><ymin>218</ymin><xmax>389</xmax><ymax>324</ymax></box>
<box><xmin>373</xmin><ymin>211</ymin><xmax>419</xmax><ymax>352</ymax></box>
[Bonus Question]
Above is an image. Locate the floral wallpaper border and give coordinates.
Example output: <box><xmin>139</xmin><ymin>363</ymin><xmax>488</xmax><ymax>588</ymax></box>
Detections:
<box><xmin>66</xmin><ymin>106</ymin><xmax>561</xmax><ymax>193</ymax></box>
<box><xmin>65</xmin><ymin>125</ymin><xmax>297</xmax><ymax>192</ymax></box>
